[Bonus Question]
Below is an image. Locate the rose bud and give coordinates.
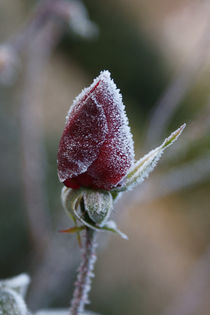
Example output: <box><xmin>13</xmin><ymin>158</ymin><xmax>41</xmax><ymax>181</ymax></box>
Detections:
<box><xmin>58</xmin><ymin>71</ymin><xmax>185</xmax><ymax>238</ymax></box>
<box><xmin>57</xmin><ymin>70</ymin><xmax>135</xmax><ymax>191</ymax></box>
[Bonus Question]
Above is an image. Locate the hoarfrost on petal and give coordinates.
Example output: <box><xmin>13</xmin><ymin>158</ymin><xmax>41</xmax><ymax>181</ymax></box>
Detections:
<box><xmin>83</xmin><ymin>71</ymin><xmax>135</xmax><ymax>189</ymax></box>
<box><xmin>58</xmin><ymin>70</ymin><xmax>134</xmax><ymax>190</ymax></box>
<box><xmin>58</xmin><ymin>96</ymin><xmax>108</xmax><ymax>182</ymax></box>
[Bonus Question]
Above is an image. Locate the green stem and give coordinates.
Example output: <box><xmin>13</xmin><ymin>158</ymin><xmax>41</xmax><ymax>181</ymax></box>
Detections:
<box><xmin>70</xmin><ymin>228</ymin><xmax>97</xmax><ymax>315</ymax></box>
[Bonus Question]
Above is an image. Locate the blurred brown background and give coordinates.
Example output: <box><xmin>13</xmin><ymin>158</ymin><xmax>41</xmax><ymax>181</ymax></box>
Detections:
<box><xmin>0</xmin><ymin>0</ymin><xmax>210</xmax><ymax>314</ymax></box>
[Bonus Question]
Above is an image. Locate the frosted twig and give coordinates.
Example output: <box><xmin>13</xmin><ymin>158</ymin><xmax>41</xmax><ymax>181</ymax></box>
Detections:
<box><xmin>70</xmin><ymin>229</ymin><xmax>97</xmax><ymax>315</ymax></box>
<box><xmin>3</xmin><ymin>0</ymin><xmax>98</xmax><ymax>308</ymax></box>
<box><xmin>19</xmin><ymin>21</ymin><xmax>61</xmax><ymax>254</ymax></box>
<box><xmin>4</xmin><ymin>0</ymin><xmax>96</xmax><ymax>56</ymax></box>
<box><xmin>6</xmin><ymin>0</ymin><xmax>57</xmax><ymax>53</ymax></box>
<box><xmin>145</xmin><ymin>2</ymin><xmax>210</xmax><ymax>147</ymax></box>
<box><xmin>145</xmin><ymin>65</ymin><xmax>198</xmax><ymax>147</ymax></box>
<box><xmin>0</xmin><ymin>0</ymin><xmax>97</xmax><ymax>85</ymax></box>
<box><xmin>163</xmin><ymin>246</ymin><xmax>210</xmax><ymax>315</ymax></box>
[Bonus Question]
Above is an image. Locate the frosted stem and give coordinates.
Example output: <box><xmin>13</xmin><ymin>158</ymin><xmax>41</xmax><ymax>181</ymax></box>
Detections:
<box><xmin>70</xmin><ymin>228</ymin><xmax>97</xmax><ymax>315</ymax></box>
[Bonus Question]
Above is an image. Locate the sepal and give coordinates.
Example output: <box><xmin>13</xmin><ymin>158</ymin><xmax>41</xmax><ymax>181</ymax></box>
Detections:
<box><xmin>101</xmin><ymin>220</ymin><xmax>128</xmax><ymax>240</ymax></box>
<box><xmin>61</xmin><ymin>186</ymin><xmax>83</xmax><ymax>220</ymax></box>
<box><xmin>83</xmin><ymin>190</ymin><xmax>113</xmax><ymax>225</ymax></box>
<box><xmin>115</xmin><ymin>124</ymin><xmax>186</xmax><ymax>191</ymax></box>
<box><xmin>0</xmin><ymin>274</ymin><xmax>30</xmax><ymax>315</ymax></box>
<box><xmin>61</xmin><ymin>187</ymin><xmax>126</xmax><ymax>239</ymax></box>
<box><xmin>61</xmin><ymin>187</ymin><xmax>113</xmax><ymax>226</ymax></box>
<box><xmin>0</xmin><ymin>274</ymin><xmax>30</xmax><ymax>298</ymax></box>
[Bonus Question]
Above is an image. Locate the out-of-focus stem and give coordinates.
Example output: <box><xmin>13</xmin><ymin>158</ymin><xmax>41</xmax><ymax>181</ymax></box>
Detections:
<box><xmin>19</xmin><ymin>21</ymin><xmax>61</xmax><ymax>254</ymax></box>
<box><xmin>145</xmin><ymin>1</ymin><xmax>210</xmax><ymax>147</ymax></box>
<box><xmin>8</xmin><ymin>0</ymin><xmax>81</xmax><ymax>54</ymax></box>
<box><xmin>9</xmin><ymin>0</ymin><xmax>59</xmax><ymax>53</ymax></box>
<box><xmin>70</xmin><ymin>229</ymin><xmax>97</xmax><ymax>315</ymax></box>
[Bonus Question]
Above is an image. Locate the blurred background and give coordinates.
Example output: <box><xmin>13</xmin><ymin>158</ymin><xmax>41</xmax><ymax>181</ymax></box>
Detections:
<box><xmin>0</xmin><ymin>0</ymin><xmax>210</xmax><ymax>314</ymax></box>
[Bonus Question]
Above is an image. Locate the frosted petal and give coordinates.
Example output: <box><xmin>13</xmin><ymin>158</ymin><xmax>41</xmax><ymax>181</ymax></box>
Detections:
<box><xmin>73</xmin><ymin>71</ymin><xmax>135</xmax><ymax>190</ymax></box>
<box><xmin>58</xmin><ymin>96</ymin><xmax>108</xmax><ymax>183</ymax></box>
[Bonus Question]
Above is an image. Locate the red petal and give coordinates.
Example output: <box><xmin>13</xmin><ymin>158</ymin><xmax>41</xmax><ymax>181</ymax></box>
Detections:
<box><xmin>86</xmin><ymin>73</ymin><xmax>134</xmax><ymax>189</ymax></box>
<box><xmin>58</xmin><ymin>95</ymin><xmax>108</xmax><ymax>184</ymax></box>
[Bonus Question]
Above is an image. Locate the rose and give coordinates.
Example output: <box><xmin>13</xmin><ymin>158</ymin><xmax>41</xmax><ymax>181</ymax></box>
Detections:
<box><xmin>58</xmin><ymin>70</ymin><xmax>185</xmax><ymax>234</ymax></box>
<box><xmin>57</xmin><ymin>70</ymin><xmax>134</xmax><ymax>191</ymax></box>
<box><xmin>57</xmin><ymin>70</ymin><xmax>185</xmax><ymax>315</ymax></box>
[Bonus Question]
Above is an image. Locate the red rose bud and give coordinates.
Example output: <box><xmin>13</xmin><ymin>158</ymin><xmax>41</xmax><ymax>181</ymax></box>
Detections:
<box><xmin>57</xmin><ymin>70</ymin><xmax>135</xmax><ymax>190</ymax></box>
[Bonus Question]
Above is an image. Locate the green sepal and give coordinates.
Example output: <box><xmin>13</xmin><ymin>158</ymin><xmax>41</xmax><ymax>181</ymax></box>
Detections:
<box><xmin>61</xmin><ymin>186</ymin><xmax>83</xmax><ymax>219</ymax></box>
<box><xmin>110</xmin><ymin>190</ymin><xmax>121</xmax><ymax>201</ymax></box>
<box><xmin>112</xmin><ymin>124</ymin><xmax>186</xmax><ymax>192</ymax></box>
<box><xmin>101</xmin><ymin>221</ymin><xmax>128</xmax><ymax>239</ymax></box>
<box><xmin>83</xmin><ymin>190</ymin><xmax>113</xmax><ymax>225</ymax></box>
<box><xmin>61</xmin><ymin>187</ymin><xmax>126</xmax><ymax>239</ymax></box>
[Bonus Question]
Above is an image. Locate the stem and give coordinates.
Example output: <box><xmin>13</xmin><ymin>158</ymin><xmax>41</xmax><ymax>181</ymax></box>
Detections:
<box><xmin>70</xmin><ymin>228</ymin><xmax>97</xmax><ymax>315</ymax></box>
<box><xmin>19</xmin><ymin>20</ymin><xmax>61</xmax><ymax>256</ymax></box>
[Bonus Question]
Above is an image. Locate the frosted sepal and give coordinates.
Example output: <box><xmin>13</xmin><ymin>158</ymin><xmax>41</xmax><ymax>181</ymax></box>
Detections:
<box><xmin>61</xmin><ymin>187</ymin><xmax>114</xmax><ymax>227</ymax></box>
<box><xmin>61</xmin><ymin>187</ymin><xmax>126</xmax><ymax>238</ymax></box>
<box><xmin>0</xmin><ymin>274</ymin><xmax>30</xmax><ymax>298</ymax></box>
<box><xmin>61</xmin><ymin>186</ymin><xmax>83</xmax><ymax>220</ymax></box>
<box><xmin>0</xmin><ymin>288</ymin><xmax>28</xmax><ymax>315</ymax></box>
<box><xmin>102</xmin><ymin>221</ymin><xmax>128</xmax><ymax>240</ymax></box>
<box><xmin>84</xmin><ymin>190</ymin><xmax>113</xmax><ymax>225</ymax></box>
<box><xmin>122</xmin><ymin>124</ymin><xmax>186</xmax><ymax>190</ymax></box>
